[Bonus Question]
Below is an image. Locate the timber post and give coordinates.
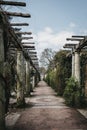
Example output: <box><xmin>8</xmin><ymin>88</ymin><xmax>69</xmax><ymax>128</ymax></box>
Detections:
<box><xmin>16</xmin><ymin>50</ymin><xmax>25</xmax><ymax>106</ymax></box>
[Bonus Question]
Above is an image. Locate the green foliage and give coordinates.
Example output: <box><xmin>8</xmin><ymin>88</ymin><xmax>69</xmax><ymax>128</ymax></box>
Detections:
<box><xmin>80</xmin><ymin>52</ymin><xmax>87</xmax><ymax>87</ymax></box>
<box><xmin>54</xmin><ymin>50</ymin><xmax>71</xmax><ymax>95</ymax></box>
<box><xmin>45</xmin><ymin>50</ymin><xmax>71</xmax><ymax>95</ymax></box>
<box><xmin>63</xmin><ymin>77</ymin><xmax>85</xmax><ymax>107</ymax></box>
<box><xmin>45</xmin><ymin>69</ymin><xmax>56</xmax><ymax>89</ymax></box>
<box><xmin>45</xmin><ymin>50</ymin><xmax>87</xmax><ymax>107</ymax></box>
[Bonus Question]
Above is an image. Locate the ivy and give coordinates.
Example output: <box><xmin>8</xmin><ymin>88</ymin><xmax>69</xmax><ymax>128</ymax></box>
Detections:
<box><xmin>63</xmin><ymin>77</ymin><xmax>86</xmax><ymax>107</ymax></box>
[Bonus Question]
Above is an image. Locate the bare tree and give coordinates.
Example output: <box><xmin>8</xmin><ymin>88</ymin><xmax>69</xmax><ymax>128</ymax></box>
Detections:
<box><xmin>40</xmin><ymin>48</ymin><xmax>56</xmax><ymax>68</ymax></box>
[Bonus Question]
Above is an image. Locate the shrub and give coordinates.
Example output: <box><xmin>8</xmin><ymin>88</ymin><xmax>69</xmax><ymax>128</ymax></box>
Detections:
<box><xmin>63</xmin><ymin>77</ymin><xmax>85</xmax><ymax>107</ymax></box>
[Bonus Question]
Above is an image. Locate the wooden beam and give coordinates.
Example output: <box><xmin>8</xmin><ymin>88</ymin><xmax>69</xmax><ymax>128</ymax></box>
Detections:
<box><xmin>23</xmin><ymin>46</ymin><xmax>35</xmax><ymax>48</ymax></box>
<box><xmin>29</xmin><ymin>51</ymin><xmax>37</xmax><ymax>54</ymax></box>
<box><xmin>0</xmin><ymin>1</ymin><xmax>26</xmax><ymax>6</ymax></box>
<box><xmin>20</xmin><ymin>37</ymin><xmax>33</xmax><ymax>40</ymax></box>
<box><xmin>76</xmin><ymin>38</ymin><xmax>87</xmax><ymax>50</ymax></box>
<box><xmin>22</xmin><ymin>42</ymin><xmax>35</xmax><ymax>44</ymax></box>
<box><xmin>0</xmin><ymin>11</ymin><xmax>39</xmax><ymax>73</ymax></box>
<box><xmin>72</xmin><ymin>35</ymin><xmax>85</xmax><ymax>38</ymax></box>
<box><xmin>66</xmin><ymin>38</ymin><xmax>82</xmax><ymax>41</ymax></box>
<box><xmin>10</xmin><ymin>23</ymin><xmax>29</xmax><ymax>26</ymax></box>
<box><xmin>65</xmin><ymin>43</ymin><xmax>77</xmax><ymax>46</ymax></box>
<box><xmin>0</xmin><ymin>11</ymin><xmax>31</xmax><ymax>17</ymax></box>
<box><xmin>15</xmin><ymin>32</ymin><xmax>32</xmax><ymax>35</ymax></box>
<box><xmin>63</xmin><ymin>44</ymin><xmax>77</xmax><ymax>48</ymax></box>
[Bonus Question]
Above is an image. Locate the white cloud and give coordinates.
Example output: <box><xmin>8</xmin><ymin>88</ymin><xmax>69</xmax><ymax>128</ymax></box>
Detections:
<box><xmin>33</xmin><ymin>27</ymin><xmax>74</xmax><ymax>59</ymax></box>
<box><xmin>69</xmin><ymin>22</ymin><xmax>76</xmax><ymax>28</ymax></box>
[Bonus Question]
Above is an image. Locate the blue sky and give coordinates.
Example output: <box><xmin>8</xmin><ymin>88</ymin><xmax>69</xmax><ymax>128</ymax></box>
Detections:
<box><xmin>27</xmin><ymin>0</ymin><xmax>87</xmax><ymax>34</ymax></box>
<box><xmin>5</xmin><ymin>0</ymin><xmax>87</xmax><ymax>58</ymax></box>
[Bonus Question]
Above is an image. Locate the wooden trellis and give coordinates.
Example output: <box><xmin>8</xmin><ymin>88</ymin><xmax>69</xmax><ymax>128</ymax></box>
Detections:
<box><xmin>0</xmin><ymin>3</ymin><xmax>39</xmax><ymax>73</ymax></box>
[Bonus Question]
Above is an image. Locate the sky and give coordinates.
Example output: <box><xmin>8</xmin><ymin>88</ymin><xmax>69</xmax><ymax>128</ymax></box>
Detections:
<box><xmin>5</xmin><ymin>0</ymin><xmax>87</xmax><ymax>60</ymax></box>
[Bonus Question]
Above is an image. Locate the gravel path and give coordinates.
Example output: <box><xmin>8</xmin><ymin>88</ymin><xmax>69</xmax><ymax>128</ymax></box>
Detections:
<box><xmin>6</xmin><ymin>81</ymin><xmax>87</xmax><ymax>130</ymax></box>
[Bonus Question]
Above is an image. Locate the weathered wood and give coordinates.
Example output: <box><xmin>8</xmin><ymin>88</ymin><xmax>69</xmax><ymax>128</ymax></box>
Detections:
<box><xmin>29</xmin><ymin>51</ymin><xmax>37</xmax><ymax>54</ymax></box>
<box><xmin>23</xmin><ymin>46</ymin><xmax>35</xmax><ymax>48</ymax></box>
<box><xmin>27</xmin><ymin>48</ymin><xmax>35</xmax><ymax>50</ymax></box>
<box><xmin>0</xmin><ymin>11</ymin><xmax>39</xmax><ymax>73</ymax></box>
<box><xmin>15</xmin><ymin>32</ymin><xmax>32</xmax><ymax>35</ymax></box>
<box><xmin>20</xmin><ymin>37</ymin><xmax>33</xmax><ymax>40</ymax></box>
<box><xmin>72</xmin><ymin>35</ymin><xmax>85</xmax><ymax>38</ymax></box>
<box><xmin>0</xmin><ymin>1</ymin><xmax>26</xmax><ymax>6</ymax></box>
<box><xmin>76</xmin><ymin>37</ymin><xmax>87</xmax><ymax>50</ymax></box>
<box><xmin>0</xmin><ymin>11</ymin><xmax>31</xmax><ymax>17</ymax></box>
<box><xmin>11</xmin><ymin>23</ymin><xmax>29</xmax><ymax>26</ymax></box>
<box><xmin>30</xmin><ymin>55</ymin><xmax>37</xmax><ymax>57</ymax></box>
<box><xmin>63</xmin><ymin>44</ymin><xmax>77</xmax><ymax>48</ymax></box>
<box><xmin>66</xmin><ymin>38</ymin><xmax>83</xmax><ymax>41</ymax></box>
<box><xmin>22</xmin><ymin>42</ymin><xmax>35</xmax><ymax>44</ymax></box>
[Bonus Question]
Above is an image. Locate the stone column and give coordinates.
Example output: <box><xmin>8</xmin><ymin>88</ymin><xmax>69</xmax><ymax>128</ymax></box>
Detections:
<box><xmin>72</xmin><ymin>52</ymin><xmax>75</xmax><ymax>77</ymax></box>
<box><xmin>0</xmin><ymin>23</ymin><xmax>5</xmax><ymax>130</ymax></box>
<box><xmin>16</xmin><ymin>50</ymin><xmax>25</xmax><ymax>106</ymax></box>
<box><xmin>35</xmin><ymin>72</ymin><xmax>40</xmax><ymax>85</ymax></box>
<box><xmin>74</xmin><ymin>51</ymin><xmax>80</xmax><ymax>84</ymax></box>
<box><xmin>35</xmin><ymin>73</ymin><xmax>38</xmax><ymax>86</ymax></box>
<box><xmin>32</xmin><ymin>75</ymin><xmax>35</xmax><ymax>89</ymax></box>
<box><xmin>25</xmin><ymin>60</ymin><xmax>30</xmax><ymax>95</ymax></box>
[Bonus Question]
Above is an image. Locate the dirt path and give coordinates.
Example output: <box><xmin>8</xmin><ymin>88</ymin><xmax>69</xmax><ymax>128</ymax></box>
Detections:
<box><xmin>7</xmin><ymin>81</ymin><xmax>87</xmax><ymax>130</ymax></box>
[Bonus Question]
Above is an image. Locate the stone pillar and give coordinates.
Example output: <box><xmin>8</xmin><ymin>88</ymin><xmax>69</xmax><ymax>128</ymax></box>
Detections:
<box><xmin>35</xmin><ymin>72</ymin><xmax>40</xmax><ymax>85</ymax></box>
<box><xmin>0</xmin><ymin>23</ymin><xmax>5</xmax><ymax>130</ymax></box>
<box><xmin>32</xmin><ymin>75</ymin><xmax>35</xmax><ymax>89</ymax></box>
<box><xmin>16</xmin><ymin>50</ymin><xmax>25</xmax><ymax>106</ymax></box>
<box><xmin>25</xmin><ymin>60</ymin><xmax>30</xmax><ymax>95</ymax></box>
<box><xmin>74</xmin><ymin>51</ymin><xmax>80</xmax><ymax>84</ymax></box>
<box><xmin>35</xmin><ymin>73</ymin><xmax>38</xmax><ymax>86</ymax></box>
<box><xmin>72</xmin><ymin>52</ymin><xmax>75</xmax><ymax>77</ymax></box>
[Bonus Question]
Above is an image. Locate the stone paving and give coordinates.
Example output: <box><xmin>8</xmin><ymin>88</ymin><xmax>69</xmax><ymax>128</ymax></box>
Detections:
<box><xmin>6</xmin><ymin>81</ymin><xmax>87</xmax><ymax>130</ymax></box>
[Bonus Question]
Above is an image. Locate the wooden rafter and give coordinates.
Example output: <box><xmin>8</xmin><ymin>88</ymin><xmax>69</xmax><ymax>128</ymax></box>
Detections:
<box><xmin>23</xmin><ymin>46</ymin><xmax>35</xmax><ymax>48</ymax></box>
<box><xmin>20</xmin><ymin>37</ymin><xmax>33</xmax><ymax>40</ymax></box>
<box><xmin>0</xmin><ymin>10</ymin><xmax>39</xmax><ymax>73</ymax></box>
<box><xmin>29</xmin><ymin>51</ymin><xmax>37</xmax><ymax>54</ymax></box>
<box><xmin>22</xmin><ymin>42</ymin><xmax>35</xmax><ymax>44</ymax></box>
<box><xmin>66</xmin><ymin>38</ymin><xmax>83</xmax><ymax>41</ymax></box>
<box><xmin>0</xmin><ymin>1</ymin><xmax>26</xmax><ymax>6</ymax></box>
<box><xmin>0</xmin><ymin>11</ymin><xmax>31</xmax><ymax>17</ymax></box>
<box><xmin>72</xmin><ymin>35</ymin><xmax>85</xmax><ymax>38</ymax></box>
<box><xmin>15</xmin><ymin>32</ymin><xmax>32</xmax><ymax>35</ymax></box>
<box><xmin>10</xmin><ymin>23</ymin><xmax>29</xmax><ymax>26</ymax></box>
